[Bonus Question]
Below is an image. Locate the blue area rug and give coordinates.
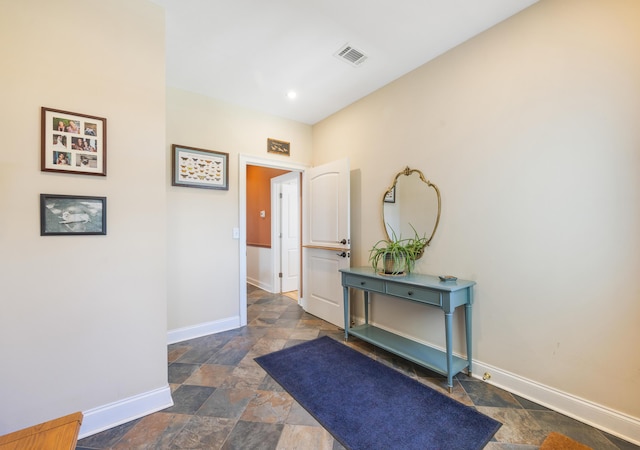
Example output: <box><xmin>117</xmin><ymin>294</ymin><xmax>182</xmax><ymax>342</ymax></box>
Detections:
<box><xmin>255</xmin><ymin>336</ymin><xmax>501</xmax><ymax>450</ymax></box>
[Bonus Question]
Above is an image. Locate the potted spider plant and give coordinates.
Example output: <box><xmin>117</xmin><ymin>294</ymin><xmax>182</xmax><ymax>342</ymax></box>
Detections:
<box><xmin>406</xmin><ymin>223</ymin><xmax>428</xmax><ymax>260</ymax></box>
<box><xmin>369</xmin><ymin>226</ymin><xmax>426</xmax><ymax>275</ymax></box>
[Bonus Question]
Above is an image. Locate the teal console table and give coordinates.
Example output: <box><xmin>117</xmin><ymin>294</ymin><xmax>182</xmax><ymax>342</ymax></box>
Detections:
<box><xmin>340</xmin><ymin>267</ymin><xmax>475</xmax><ymax>392</ymax></box>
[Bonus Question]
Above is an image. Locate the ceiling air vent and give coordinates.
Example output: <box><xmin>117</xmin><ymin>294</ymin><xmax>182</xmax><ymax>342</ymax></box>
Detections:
<box><xmin>334</xmin><ymin>43</ymin><xmax>368</xmax><ymax>67</ymax></box>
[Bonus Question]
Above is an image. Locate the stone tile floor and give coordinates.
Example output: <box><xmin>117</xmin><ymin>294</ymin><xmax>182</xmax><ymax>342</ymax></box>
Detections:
<box><xmin>77</xmin><ymin>286</ymin><xmax>639</xmax><ymax>449</ymax></box>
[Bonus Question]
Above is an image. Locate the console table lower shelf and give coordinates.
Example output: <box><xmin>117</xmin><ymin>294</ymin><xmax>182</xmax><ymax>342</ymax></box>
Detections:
<box><xmin>347</xmin><ymin>324</ymin><xmax>470</xmax><ymax>379</ymax></box>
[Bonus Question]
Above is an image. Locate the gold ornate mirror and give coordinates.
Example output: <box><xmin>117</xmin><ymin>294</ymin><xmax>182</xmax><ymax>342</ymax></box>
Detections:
<box><xmin>382</xmin><ymin>167</ymin><xmax>441</xmax><ymax>258</ymax></box>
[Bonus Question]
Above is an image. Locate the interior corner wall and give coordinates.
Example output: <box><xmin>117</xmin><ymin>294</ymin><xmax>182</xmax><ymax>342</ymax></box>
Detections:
<box><xmin>313</xmin><ymin>0</ymin><xmax>640</xmax><ymax>430</ymax></box>
<box><xmin>0</xmin><ymin>0</ymin><xmax>168</xmax><ymax>436</ymax></box>
<box><xmin>166</xmin><ymin>88</ymin><xmax>312</xmax><ymax>336</ymax></box>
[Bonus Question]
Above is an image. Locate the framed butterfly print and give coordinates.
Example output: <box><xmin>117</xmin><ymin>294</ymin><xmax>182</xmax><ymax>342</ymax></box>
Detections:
<box><xmin>171</xmin><ymin>144</ymin><xmax>229</xmax><ymax>190</ymax></box>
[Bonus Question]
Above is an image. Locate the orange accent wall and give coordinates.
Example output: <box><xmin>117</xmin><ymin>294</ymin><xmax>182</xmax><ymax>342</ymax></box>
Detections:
<box><xmin>246</xmin><ymin>165</ymin><xmax>289</xmax><ymax>247</ymax></box>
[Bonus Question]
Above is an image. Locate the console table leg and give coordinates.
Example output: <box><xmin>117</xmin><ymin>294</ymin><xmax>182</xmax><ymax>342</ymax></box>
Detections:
<box><xmin>445</xmin><ymin>311</ymin><xmax>454</xmax><ymax>392</ymax></box>
<box><xmin>364</xmin><ymin>291</ymin><xmax>369</xmax><ymax>325</ymax></box>
<box><xmin>465</xmin><ymin>294</ymin><xmax>473</xmax><ymax>377</ymax></box>
<box><xmin>343</xmin><ymin>286</ymin><xmax>349</xmax><ymax>341</ymax></box>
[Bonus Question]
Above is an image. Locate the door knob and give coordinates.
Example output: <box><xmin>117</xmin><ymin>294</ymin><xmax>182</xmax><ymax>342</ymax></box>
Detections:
<box><xmin>336</xmin><ymin>252</ymin><xmax>347</xmax><ymax>258</ymax></box>
<box><xmin>339</xmin><ymin>239</ymin><xmax>347</xmax><ymax>245</ymax></box>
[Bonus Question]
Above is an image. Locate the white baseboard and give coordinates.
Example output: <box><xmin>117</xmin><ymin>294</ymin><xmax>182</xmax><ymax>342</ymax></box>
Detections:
<box><xmin>471</xmin><ymin>360</ymin><xmax>640</xmax><ymax>446</ymax></box>
<box><xmin>78</xmin><ymin>385</ymin><xmax>173</xmax><ymax>439</ymax></box>
<box><xmin>247</xmin><ymin>278</ymin><xmax>273</xmax><ymax>293</ymax></box>
<box><xmin>167</xmin><ymin>316</ymin><xmax>240</xmax><ymax>345</ymax></box>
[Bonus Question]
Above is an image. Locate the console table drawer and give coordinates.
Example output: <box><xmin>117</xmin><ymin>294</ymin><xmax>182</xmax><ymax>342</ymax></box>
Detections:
<box><xmin>344</xmin><ymin>275</ymin><xmax>385</xmax><ymax>293</ymax></box>
<box><xmin>385</xmin><ymin>283</ymin><xmax>442</xmax><ymax>306</ymax></box>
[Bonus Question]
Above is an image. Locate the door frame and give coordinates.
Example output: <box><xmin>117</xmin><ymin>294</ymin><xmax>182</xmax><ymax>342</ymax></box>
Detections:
<box><xmin>239</xmin><ymin>154</ymin><xmax>309</xmax><ymax>326</ymax></box>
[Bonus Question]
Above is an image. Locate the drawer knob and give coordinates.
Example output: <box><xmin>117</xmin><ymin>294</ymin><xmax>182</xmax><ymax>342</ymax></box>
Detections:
<box><xmin>360</xmin><ymin>281</ymin><xmax>366</xmax><ymax>286</ymax></box>
<box><xmin>407</xmin><ymin>291</ymin><xmax>414</xmax><ymax>296</ymax></box>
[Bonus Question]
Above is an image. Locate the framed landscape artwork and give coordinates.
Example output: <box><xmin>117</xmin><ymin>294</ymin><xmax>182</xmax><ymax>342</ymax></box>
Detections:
<box><xmin>267</xmin><ymin>138</ymin><xmax>290</xmax><ymax>156</ymax></box>
<box><xmin>40</xmin><ymin>194</ymin><xmax>107</xmax><ymax>236</ymax></box>
<box><xmin>41</xmin><ymin>107</ymin><xmax>107</xmax><ymax>176</ymax></box>
<box><xmin>172</xmin><ymin>144</ymin><xmax>229</xmax><ymax>190</ymax></box>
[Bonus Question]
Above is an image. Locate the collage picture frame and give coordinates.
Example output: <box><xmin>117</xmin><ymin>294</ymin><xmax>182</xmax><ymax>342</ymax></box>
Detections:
<box><xmin>41</xmin><ymin>107</ymin><xmax>107</xmax><ymax>176</ymax></box>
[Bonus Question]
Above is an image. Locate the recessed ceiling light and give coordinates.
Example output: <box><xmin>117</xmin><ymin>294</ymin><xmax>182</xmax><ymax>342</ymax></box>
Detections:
<box><xmin>287</xmin><ymin>91</ymin><xmax>297</xmax><ymax>100</ymax></box>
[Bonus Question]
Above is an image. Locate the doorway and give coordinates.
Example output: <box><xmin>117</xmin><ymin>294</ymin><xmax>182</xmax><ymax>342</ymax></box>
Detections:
<box><xmin>239</xmin><ymin>155</ymin><xmax>308</xmax><ymax>326</ymax></box>
<box><xmin>271</xmin><ymin>171</ymin><xmax>300</xmax><ymax>297</ymax></box>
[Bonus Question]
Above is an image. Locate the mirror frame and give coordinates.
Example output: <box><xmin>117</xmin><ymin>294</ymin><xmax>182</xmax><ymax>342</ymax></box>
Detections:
<box><xmin>382</xmin><ymin>166</ymin><xmax>441</xmax><ymax>253</ymax></box>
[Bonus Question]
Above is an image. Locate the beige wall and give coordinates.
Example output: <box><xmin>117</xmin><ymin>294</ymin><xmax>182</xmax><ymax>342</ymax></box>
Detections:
<box><xmin>314</xmin><ymin>0</ymin><xmax>640</xmax><ymax>420</ymax></box>
<box><xmin>0</xmin><ymin>0</ymin><xmax>168</xmax><ymax>435</ymax></box>
<box><xmin>166</xmin><ymin>88</ymin><xmax>312</xmax><ymax>332</ymax></box>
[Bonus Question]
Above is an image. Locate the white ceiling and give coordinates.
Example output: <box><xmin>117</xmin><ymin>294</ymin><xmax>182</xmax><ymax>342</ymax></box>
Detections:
<box><xmin>151</xmin><ymin>0</ymin><xmax>538</xmax><ymax>125</ymax></box>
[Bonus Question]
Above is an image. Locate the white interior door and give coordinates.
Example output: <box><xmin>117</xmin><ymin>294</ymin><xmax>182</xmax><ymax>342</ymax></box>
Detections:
<box><xmin>272</xmin><ymin>172</ymin><xmax>300</xmax><ymax>293</ymax></box>
<box><xmin>302</xmin><ymin>158</ymin><xmax>350</xmax><ymax>328</ymax></box>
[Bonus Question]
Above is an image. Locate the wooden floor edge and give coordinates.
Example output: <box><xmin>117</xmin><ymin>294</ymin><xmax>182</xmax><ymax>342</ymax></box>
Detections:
<box><xmin>0</xmin><ymin>411</ymin><xmax>83</xmax><ymax>445</ymax></box>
